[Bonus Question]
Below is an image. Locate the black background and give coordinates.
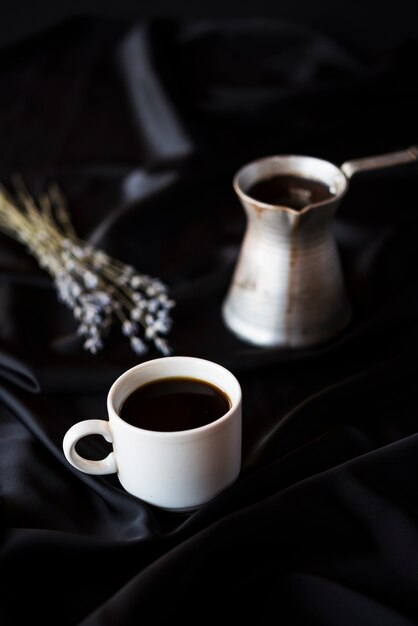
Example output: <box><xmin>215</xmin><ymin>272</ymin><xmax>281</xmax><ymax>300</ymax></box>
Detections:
<box><xmin>1</xmin><ymin>2</ymin><xmax>418</xmax><ymax>625</ymax></box>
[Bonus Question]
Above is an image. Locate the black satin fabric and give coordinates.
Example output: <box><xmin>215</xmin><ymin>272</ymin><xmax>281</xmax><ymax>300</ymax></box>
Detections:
<box><xmin>1</xmin><ymin>15</ymin><xmax>418</xmax><ymax>625</ymax></box>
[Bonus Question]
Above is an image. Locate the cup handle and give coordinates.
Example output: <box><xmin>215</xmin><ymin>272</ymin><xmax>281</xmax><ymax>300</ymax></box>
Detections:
<box><xmin>63</xmin><ymin>419</ymin><xmax>118</xmax><ymax>475</ymax></box>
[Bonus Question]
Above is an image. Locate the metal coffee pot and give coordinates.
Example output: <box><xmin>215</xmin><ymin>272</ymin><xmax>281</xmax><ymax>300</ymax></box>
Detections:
<box><xmin>222</xmin><ymin>146</ymin><xmax>418</xmax><ymax>348</ymax></box>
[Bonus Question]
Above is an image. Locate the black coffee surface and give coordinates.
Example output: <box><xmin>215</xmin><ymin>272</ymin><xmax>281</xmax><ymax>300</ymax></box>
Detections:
<box><xmin>247</xmin><ymin>174</ymin><xmax>334</xmax><ymax>210</ymax></box>
<box><xmin>120</xmin><ymin>377</ymin><xmax>231</xmax><ymax>432</ymax></box>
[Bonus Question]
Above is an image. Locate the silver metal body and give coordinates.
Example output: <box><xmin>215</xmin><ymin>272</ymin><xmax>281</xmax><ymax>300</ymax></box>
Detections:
<box><xmin>222</xmin><ymin>147</ymin><xmax>418</xmax><ymax>348</ymax></box>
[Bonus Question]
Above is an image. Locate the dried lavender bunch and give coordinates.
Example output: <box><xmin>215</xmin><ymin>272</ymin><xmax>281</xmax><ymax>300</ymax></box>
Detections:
<box><xmin>0</xmin><ymin>178</ymin><xmax>175</xmax><ymax>356</ymax></box>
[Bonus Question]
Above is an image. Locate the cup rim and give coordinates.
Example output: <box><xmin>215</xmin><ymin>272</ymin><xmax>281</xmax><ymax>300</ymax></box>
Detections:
<box><xmin>233</xmin><ymin>154</ymin><xmax>348</xmax><ymax>215</ymax></box>
<box><xmin>107</xmin><ymin>356</ymin><xmax>242</xmax><ymax>438</ymax></box>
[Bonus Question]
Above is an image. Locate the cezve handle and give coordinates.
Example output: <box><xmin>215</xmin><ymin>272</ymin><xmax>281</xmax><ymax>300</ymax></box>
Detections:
<box><xmin>341</xmin><ymin>145</ymin><xmax>418</xmax><ymax>179</ymax></box>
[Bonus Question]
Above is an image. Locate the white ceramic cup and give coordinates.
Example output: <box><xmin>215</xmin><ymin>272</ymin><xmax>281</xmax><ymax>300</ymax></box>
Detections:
<box><xmin>62</xmin><ymin>356</ymin><xmax>242</xmax><ymax>510</ymax></box>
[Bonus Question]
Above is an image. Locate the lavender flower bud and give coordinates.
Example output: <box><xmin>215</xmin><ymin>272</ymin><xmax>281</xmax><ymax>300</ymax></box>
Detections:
<box><xmin>122</xmin><ymin>320</ymin><xmax>138</xmax><ymax>337</ymax></box>
<box><xmin>130</xmin><ymin>336</ymin><xmax>147</xmax><ymax>355</ymax></box>
<box><xmin>147</xmin><ymin>298</ymin><xmax>159</xmax><ymax>314</ymax></box>
<box><xmin>130</xmin><ymin>307</ymin><xmax>142</xmax><ymax>321</ymax></box>
<box><xmin>84</xmin><ymin>336</ymin><xmax>103</xmax><ymax>354</ymax></box>
<box><xmin>130</xmin><ymin>275</ymin><xmax>143</xmax><ymax>289</ymax></box>
<box><xmin>154</xmin><ymin>337</ymin><xmax>171</xmax><ymax>356</ymax></box>
<box><xmin>73</xmin><ymin>246</ymin><xmax>85</xmax><ymax>259</ymax></box>
<box><xmin>84</xmin><ymin>271</ymin><xmax>98</xmax><ymax>289</ymax></box>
